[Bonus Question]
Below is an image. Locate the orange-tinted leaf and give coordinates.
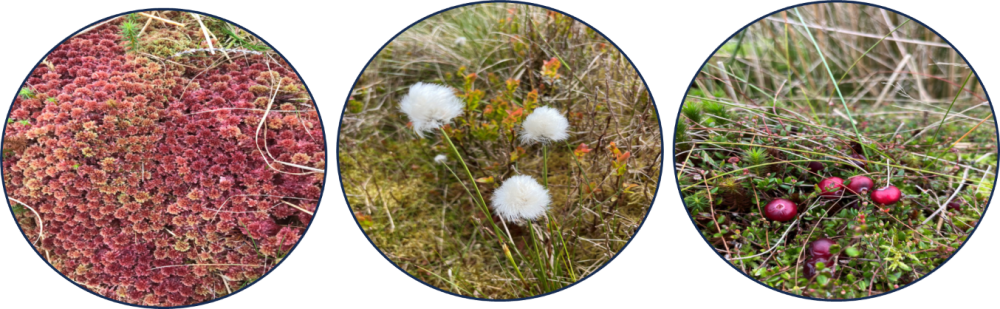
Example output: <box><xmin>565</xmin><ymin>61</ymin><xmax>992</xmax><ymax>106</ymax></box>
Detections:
<box><xmin>574</xmin><ymin>143</ymin><xmax>592</xmax><ymax>157</ymax></box>
<box><xmin>617</xmin><ymin>151</ymin><xmax>631</xmax><ymax>163</ymax></box>
<box><xmin>355</xmin><ymin>212</ymin><xmax>373</xmax><ymax>229</ymax></box>
<box><xmin>608</xmin><ymin>141</ymin><xmax>621</xmax><ymax>157</ymax></box>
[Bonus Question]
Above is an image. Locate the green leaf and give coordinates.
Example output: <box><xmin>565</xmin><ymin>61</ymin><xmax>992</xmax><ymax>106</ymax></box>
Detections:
<box><xmin>829</xmin><ymin>243</ymin><xmax>842</xmax><ymax>256</ymax></box>
<box><xmin>816</xmin><ymin>274</ymin><xmax>829</xmax><ymax>285</ymax></box>
<box><xmin>887</xmin><ymin>271</ymin><xmax>902</xmax><ymax>282</ymax></box>
<box><xmin>846</xmin><ymin>246</ymin><xmax>860</xmax><ymax>257</ymax></box>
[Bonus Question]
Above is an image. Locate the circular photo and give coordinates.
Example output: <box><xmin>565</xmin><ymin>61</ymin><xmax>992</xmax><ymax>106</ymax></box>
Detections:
<box><xmin>674</xmin><ymin>2</ymin><xmax>995</xmax><ymax>300</ymax></box>
<box><xmin>3</xmin><ymin>10</ymin><xmax>324</xmax><ymax>307</ymax></box>
<box><xmin>338</xmin><ymin>3</ymin><xmax>660</xmax><ymax>299</ymax></box>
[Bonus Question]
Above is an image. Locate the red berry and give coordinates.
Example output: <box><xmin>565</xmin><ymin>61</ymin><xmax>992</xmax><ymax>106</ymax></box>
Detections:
<box><xmin>804</xmin><ymin>257</ymin><xmax>832</xmax><ymax>279</ymax></box>
<box><xmin>764</xmin><ymin>198</ymin><xmax>798</xmax><ymax>222</ymax></box>
<box><xmin>808</xmin><ymin>162</ymin><xmax>824</xmax><ymax>174</ymax></box>
<box><xmin>849</xmin><ymin>153</ymin><xmax>867</xmax><ymax>168</ymax></box>
<box><xmin>845</xmin><ymin>175</ymin><xmax>874</xmax><ymax>195</ymax></box>
<box><xmin>809</xmin><ymin>238</ymin><xmax>836</xmax><ymax>259</ymax></box>
<box><xmin>948</xmin><ymin>201</ymin><xmax>961</xmax><ymax>211</ymax></box>
<box><xmin>818</xmin><ymin>177</ymin><xmax>844</xmax><ymax>198</ymax></box>
<box><xmin>871</xmin><ymin>186</ymin><xmax>902</xmax><ymax>205</ymax></box>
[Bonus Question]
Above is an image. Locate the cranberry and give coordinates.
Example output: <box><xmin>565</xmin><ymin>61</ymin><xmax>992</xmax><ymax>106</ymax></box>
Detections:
<box><xmin>849</xmin><ymin>153</ymin><xmax>867</xmax><ymax>168</ymax></box>
<box><xmin>871</xmin><ymin>185</ymin><xmax>902</xmax><ymax>205</ymax></box>
<box><xmin>809</xmin><ymin>238</ymin><xmax>836</xmax><ymax>259</ymax></box>
<box><xmin>807</xmin><ymin>162</ymin><xmax>824</xmax><ymax>174</ymax></box>
<box><xmin>764</xmin><ymin>198</ymin><xmax>798</xmax><ymax>222</ymax></box>
<box><xmin>948</xmin><ymin>201</ymin><xmax>961</xmax><ymax>211</ymax></box>
<box><xmin>818</xmin><ymin>177</ymin><xmax>844</xmax><ymax>198</ymax></box>
<box><xmin>804</xmin><ymin>257</ymin><xmax>833</xmax><ymax>279</ymax></box>
<box><xmin>845</xmin><ymin>175</ymin><xmax>874</xmax><ymax>195</ymax></box>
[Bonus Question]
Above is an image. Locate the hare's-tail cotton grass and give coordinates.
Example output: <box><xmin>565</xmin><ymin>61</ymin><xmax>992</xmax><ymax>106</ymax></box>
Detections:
<box><xmin>417</xmin><ymin>92</ymin><xmax>529</xmax><ymax>283</ymax></box>
<box><xmin>491</xmin><ymin>174</ymin><xmax>561</xmax><ymax>289</ymax></box>
<box><xmin>399</xmin><ymin>82</ymin><xmax>464</xmax><ymax>138</ymax></box>
<box><xmin>401</xmin><ymin>82</ymin><xmax>489</xmax><ymax>223</ymax></box>
<box><xmin>521</xmin><ymin>106</ymin><xmax>570</xmax><ymax>188</ymax></box>
<box><xmin>491</xmin><ymin>175</ymin><xmax>551</xmax><ymax>222</ymax></box>
<box><xmin>520</xmin><ymin>106</ymin><xmax>569</xmax><ymax>144</ymax></box>
<box><xmin>434</xmin><ymin>154</ymin><xmax>448</xmax><ymax>164</ymax></box>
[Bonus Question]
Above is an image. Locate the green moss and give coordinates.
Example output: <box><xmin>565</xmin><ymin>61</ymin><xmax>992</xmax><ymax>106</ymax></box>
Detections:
<box><xmin>18</xmin><ymin>87</ymin><xmax>34</xmax><ymax>99</ymax></box>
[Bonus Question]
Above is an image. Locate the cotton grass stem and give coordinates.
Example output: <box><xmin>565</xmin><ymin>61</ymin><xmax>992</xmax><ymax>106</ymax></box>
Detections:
<box><xmin>497</xmin><ymin>215</ymin><xmax>516</xmax><ymax>248</ymax></box>
<box><xmin>527</xmin><ymin>222</ymin><xmax>551</xmax><ymax>291</ymax></box>
<box><xmin>542</xmin><ymin>144</ymin><xmax>549</xmax><ymax>188</ymax></box>
<box><xmin>547</xmin><ymin>213</ymin><xmax>577</xmax><ymax>281</ymax></box>
<box><xmin>439</xmin><ymin>127</ymin><xmax>526</xmax><ymax>283</ymax></box>
<box><xmin>440</xmin><ymin>128</ymin><xmax>488</xmax><ymax>210</ymax></box>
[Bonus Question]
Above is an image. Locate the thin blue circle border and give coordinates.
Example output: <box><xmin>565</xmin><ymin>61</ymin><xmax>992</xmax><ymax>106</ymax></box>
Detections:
<box><xmin>1</xmin><ymin>8</ymin><xmax>329</xmax><ymax>308</ymax></box>
<box><xmin>671</xmin><ymin>0</ymin><xmax>996</xmax><ymax>302</ymax></box>
<box><xmin>336</xmin><ymin>0</ymin><xmax>663</xmax><ymax>302</ymax></box>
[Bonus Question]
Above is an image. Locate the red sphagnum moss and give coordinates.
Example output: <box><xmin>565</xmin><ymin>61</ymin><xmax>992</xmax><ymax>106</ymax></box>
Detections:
<box><xmin>4</xmin><ymin>16</ymin><xmax>323</xmax><ymax>306</ymax></box>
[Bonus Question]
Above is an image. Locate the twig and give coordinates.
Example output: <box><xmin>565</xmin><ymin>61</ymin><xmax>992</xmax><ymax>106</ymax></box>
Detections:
<box><xmin>219</xmin><ymin>275</ymin><xmax>233</xmax><ymax>294</ymax></box>
<box><xmin>252</xmin><ymin>63</ymin><xmax>325</xmax><ymax>174</ymax></box>
<box><xmin>140</xmin><ymin>12</ymin><xmax>185</xmax><ymax>27</ymax></box>
<box><xmin>921</xmin><ymin>168</ymin><xmax>969</xmax><ymax>225</ymax></box>
<box><xmin>762</xmin><ymin>17</ymin><xmax>951</xmax><ymax>48</ymax></box>
<box><xmin>163</xmin><ymin>227</ymin><xmax>179</xmax><ymax>238</ymax></box>
<box><xmin>8</xmin><ymin>197</ymin><xmax>43</xmax><ymax>245</ymax></box>
<box><xmin>703</xmin><ymin>170</ymin><xmax>731</xmax><ymax>255</ymax></box>
<box><xmin>151</xmin><ymin>263</ymin><xmax>265</xmax><ymax>270</ymax></box>
<box><xmin>185</xmin><ymin>107</ymin><xmax>302</xmax><ymax>116</ymax></box>
<box><xmin>137</xmin><ymin>12</ymin><xmax>155</xmax><ymax>38</ymax></box>
<box><xmin>190</xmin><ymin>13</ymin><xmax>214</xmax><ymax>54</ymax></box>
<box><xmin>873</xmin><ymin>54</ymin><xmax>911</xmax><ymax>108</ymax></box>
<box><xmin>280</xmin><ymin>200</ymin><xmax>315</xmax><ymax>215</ymax></box>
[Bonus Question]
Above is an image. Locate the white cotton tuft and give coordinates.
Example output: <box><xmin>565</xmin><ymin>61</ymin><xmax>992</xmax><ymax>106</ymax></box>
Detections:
<box><xmin>399</xmin><ymin>82</ymin><xmax>464</xmax><ymax>138</ymax></box>
<box><xmin>519</xmin><ymin>106</ymin><xmax>569</xmax><ymax>144</ymax></box>
<box><xmin>491</xmin><ymin>175</ymin><xmax>550</xmax><ymax>222</ymax></box>
<box><xmin>434</xmin><ymin>154</ymin><xmax>447</xmax><ymax>164</ymax></box>
<box><xmin>454</xmin><ymin>37</ymin><xmax>467</xmax><ymax>46</ymax></box>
